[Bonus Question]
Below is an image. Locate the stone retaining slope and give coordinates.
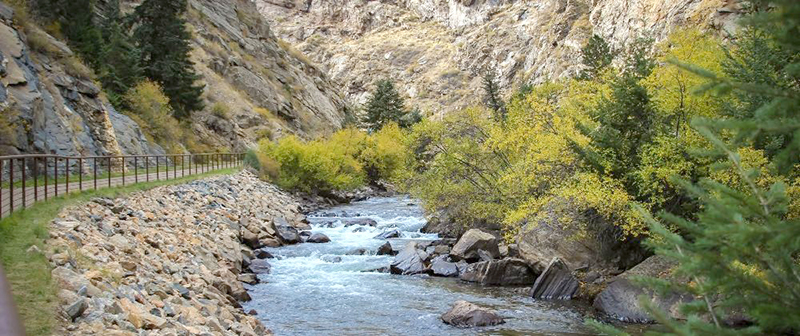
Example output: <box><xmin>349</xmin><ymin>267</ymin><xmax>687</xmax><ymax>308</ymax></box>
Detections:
<box><xmin>44</xmin><ymin>171</ymin><xmax>305</xmax><ymax>335</ymax></box>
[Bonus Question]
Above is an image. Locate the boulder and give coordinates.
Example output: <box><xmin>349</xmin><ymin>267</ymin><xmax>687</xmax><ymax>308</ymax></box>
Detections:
<box><xmin>516</xmin><ymin>200</ymin><xmax>647</xmax><ymax>273</ymax></box>
<box><xmin>376</xmin><ymin>241</ymin><xmax>395</xmax><ymax>256</ymax></box>
<box><xmin>344</xmin><ymin>218</ymin><xmax>378</xmax><ymax>227</ymax></box>
<box><xmin>441</xmin><ymin>300</ymin><xmax>505</xmax><ymax>327</ymax></box>
<box><xmin>430</xmin><ymin>256</ymin><xmax>459</xmax><ymax>277</ymax></box>
<box><xmin>65</xmin><ymin>298</ymin><xmax>87</xmax><ymax>321</ymax></box>
<box><xmin>593</xmin><ymin>255</ymin><xmax>692</xmax><ymax>323</ymax></box>
<box><xmin>306</xmin><ymin>233</ymin><xmax>331</xmax><ymax>243</ymax></box>
<box><xmin>255</xmin><ymin>250</ymin><xmax>273</xmax><ymax>259</ymax></box>
<box><xmin>390</xmin><ymin>242</ymin><xmax>428</xmax><ymax>275</ymax></box>
<box><xmin>238</xmin><ymin>274</ymin><xmax>258</xmax><ymax>285</ymax></box>
<box><xmin>248</xmin><ymin>259</ymin><xmax>272</xmax><ymax>274</ymax></box>
<box><xmin>459</xmin><ymin>258</ymin><xmax>536</xmax><ymax>286</ymax></box>
<box><xmin>450</xmin><ymin>229</ymin><xmax>499</xmax><ymax>261</ymax></box>
<box><xmin>373</xmin><ymin>229</ymin><xmax>401</xmax><ymax>240</ymax></box>
<box><xmin>273</xmin><ymin>219</ymin><xmax>301</xmax><ymax>245</ymax></box>
<box><xmin>530</xmin><ymin>258</ymin><xmax>579</xmax><ymax>300</ymax></box>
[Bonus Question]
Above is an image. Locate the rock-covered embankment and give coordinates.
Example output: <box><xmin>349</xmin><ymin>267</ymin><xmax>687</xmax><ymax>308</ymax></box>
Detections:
<box><xmin>43</xmin><ymin>172</ymin><xmax>309</xmax><ymax>335</ymax></box>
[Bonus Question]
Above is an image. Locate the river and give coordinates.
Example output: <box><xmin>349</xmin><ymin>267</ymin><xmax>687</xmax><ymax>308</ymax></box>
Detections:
<box><xmin>244</xmin><ymin>196</ymin><xmax>595</xmax><ymax>335</ymax></box>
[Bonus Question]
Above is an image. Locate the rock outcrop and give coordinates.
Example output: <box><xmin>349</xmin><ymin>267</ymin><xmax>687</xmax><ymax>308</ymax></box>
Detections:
<box><xmin>593</xmin><ymin>255</ymin><xmax>693</xmax><ymax>323</ymax></box>
<box><xmin>0</xmin><ymin>3</ymin><xmax>163</xmax><ymax>157</ymax></box>
<box><xmin>256</xmin><ymin>0</ymin><xmax>739</xmax><ymax>117</ymax></box>
<box><xmin>44</xmin><ymin>171</ymin><xmax>306</xmax><ymax>335</ymax></box>
<box><xmin>390</xmin><ymin>242</ymin><xmax>429</xmax><ymax>275</ymax></box>
<box><xmin>450</xmin><ymin>229</ymin><xmax>500</xmax><ymax>262</ymax></box>
<box><xmin>459</xmin><ymin>258</ymin><xmax>536</xmax><ymax>286</ymax></box>
<box><xmin>530</xmin><ymin>257</ymin><xmax>579</xmax><ymax>300</ymax></box>
<box><xmin>516</xmin><ymin>200</ymin><xmax>648</xmax><ymax>273</ymax></box>
<box><xmin>441</xmin><ymin>300</ymin><xmax>505</xmax><ymax>327</ymax></box>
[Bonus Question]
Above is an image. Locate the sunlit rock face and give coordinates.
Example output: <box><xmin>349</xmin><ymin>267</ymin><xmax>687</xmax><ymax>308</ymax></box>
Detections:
<box><xmin>256</xmin><ymin>0</ymin><xmax>738</xmax><ymax>117</ymax></box>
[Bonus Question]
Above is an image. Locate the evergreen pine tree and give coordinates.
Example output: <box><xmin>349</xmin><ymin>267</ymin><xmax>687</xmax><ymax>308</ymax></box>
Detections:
<box><xmin>591</xmin><ymin>1</ymin><xmax>800</xmax><ymax>334</ymax></box>
<box><xmin>573</xmin><ymin>38</ymin><xmax>658</xmax><ymax>197</ymax></box>
<box><xmin>482</xmin><ymin>71</ymin><xmax>506</xmax><ymax>121</ymax></box>
<box><xmin>579</xmin><ymin>34</ymin><xmax>614</xmax><ymax>80</ymax></box>
<box><xmin>98</xmin><ymin>0</ymin><xmax>143</xmax><ymax>107</ymax></box>
<box><xmin>362</xmin><ymin>79</ymin><xmax>407</xmax><ymax>131</ymax></box>
<box><xmin>133</xmin><ymin>0</ymin><xmax>204</xmax><ymax>119</ymax></box>
<box><xmin>33</xmin><ymin>0</ymin><xmax>103</xmax><ymax>68</ymax></box>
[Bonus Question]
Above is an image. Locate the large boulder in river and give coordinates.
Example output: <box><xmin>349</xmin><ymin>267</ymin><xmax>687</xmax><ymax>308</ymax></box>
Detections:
<box><xmin>430</xmin><ymin>255</ymin><xmax>459</xmax><ymax>277</ymax></box>
<box><xmin>248</xmin><ymin>259</ymin><xmax>271</xmax><ymax>274</ymax></box>
<box><xmin>530</xmin><ymin>258</ymin><xmax>579</xmax><ymax>300</ymax></box>
<box><xmin>459</xmin><ymin>258</ymin><xmax>536</xmax><ymax>286</ymax></box>
<box><xmin>377</xmin><ymin>241</ymin><xmax>395</xmax><ymax>256</ymax></box>
<box><xmin>390</xmin><ymin>242</ymin><xmax>428</xmax><ymax>275</ymax></box>
<box><xmin>593</xmin><ymin>255</ymin><xmax>692</xmax><ymax>323</ymax></box>
<box><xmin>441</xmin><ymin>300</ymin><xmax>505</xmax><ymax>327</ymax></box>
<box><xmin>373</xmin><ymin>229</ymin><xmax>401</xmax><ymax>239</ymax></box>
<box><xmin>273</xmin><ymin>217</ymin><xmax>301</xmax><ymax>244</ymax></box>
<box><xmin>306</xmin><ymin>233</ymin><xmax>331</xmax><ymax>243</ymax></box>
<box><xmin>516</xmin><ymin>200</ymin><xmax>648</xmax><ymax>273</ymax></box>
<box><xmin>450</xmin><ymin>229</ymin><xmax>500</xmax><ymax>262</ymax></box>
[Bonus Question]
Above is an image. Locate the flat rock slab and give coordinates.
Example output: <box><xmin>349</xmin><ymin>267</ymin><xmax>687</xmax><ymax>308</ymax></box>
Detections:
<box><xmin>530</xmin><ymin>257</ymin><xmax>579</xmax><ymax>300</ymax></box>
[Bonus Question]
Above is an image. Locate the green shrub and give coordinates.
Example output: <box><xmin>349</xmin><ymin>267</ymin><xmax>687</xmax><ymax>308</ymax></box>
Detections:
<box><xmin>257</xmin><ymin>125</ymin><xmax>410</xmax><ymax>193</ymax></box>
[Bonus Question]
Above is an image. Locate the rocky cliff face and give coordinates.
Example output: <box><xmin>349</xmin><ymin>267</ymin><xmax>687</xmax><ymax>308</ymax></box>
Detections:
<box><xmin>256</xmin><ymin>0</ymin><xmax>739</xmax><ymax>117</ymax></box>
<box><xmin>0</xmin><ymin>0</ymin><xmax>346</xmax><ymax>157</ymax></box>
<box><xmin>0</xmin><ymin>4</ymin><xmax>164</xmax><ymax>157</ymax></box>
<box><xmin>182</xmin><ymin>0</ymin><xmax>346</xmax><ymax>148</ymax></box>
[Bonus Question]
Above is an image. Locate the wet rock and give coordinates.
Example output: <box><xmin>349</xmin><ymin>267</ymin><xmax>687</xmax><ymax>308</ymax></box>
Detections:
<box><xmin>450</xmin><ymin>229</ymin><xmax>500</xmax><ymax>262</ymax></box>
<box><xmin>373</xmin><ymin>229</ymin><xmax>401</xmax><ymax>240</ymax></box>
<box><xmin>347</xmin><ymin>248</ymin><xmax>368</xmax><ymax>255</ymax></box>
<box><xmin>307</xmin><ymin>233</ymin><xmax>331</xmax><ymax>243</ymax></box>
<box><xmin>238</xmin><ymin>274</ymin><xmax>259</xmax><ymax>285</ymax></box>
<box><xmin>430</xmin><ymin>256</ymin><xmax>459</xmax><ymax>277</ymax></box>
<box><xmin>255</xmin><ymin>249</ymin><xmax>273</xmax><ymax>259</ymax></box>
<box><xmin>344</xmin><ymin>218</ymin><xmax>378</xmax><ymax>227</ymax></box>
<box><xmin>322</xmin><ymin>255</ymin><xmax>343</xmax><ymax>263</ymax></box>
<box><xmin>594</xmin><ymin>256</ymin><xmax>692</xmax><ymax>323</ymax></box>
<box><xmin>459</xmin><ymin>258</ymin><xmax>536</xmax><ymax>286</ymax></box>
<box><xmin>530</xmin><ymin>258</ymin><xmax>579</xmax><ymax>300</ymax></box>
<box><xmin>249</xmin><ymin>259</ymin><xmax>272</xmax><ymax>274</ymax></box>
<box><xmin>390</xmin><ymin>242</ymin><xmax>428</xmax><ymax>275</ymax></box>
<box><xmin>274</xmin><ymin>219</ymin><xmax>301</xmax><ymax>245</ymax></box>
<box><xmin>441</xmin><ymin>300</ymin><xmax>505</xmax><ymax>327</ymax></box>
<box><xmin>377</xmin><ymin>242</ymin><xmax>395</xmax><ymax>256</ymax></box>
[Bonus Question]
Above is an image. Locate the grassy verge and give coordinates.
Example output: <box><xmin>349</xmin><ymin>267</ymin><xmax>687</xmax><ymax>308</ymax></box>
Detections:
<box><xmin>0</xmin><ymin>168</ymin><xmax>240</xmax><ymax>335</ymax></box>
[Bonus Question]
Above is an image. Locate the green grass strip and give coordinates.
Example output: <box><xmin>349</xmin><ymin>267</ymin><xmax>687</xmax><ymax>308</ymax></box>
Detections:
<box><xmin>0</xmin><ymin>168</ymin><xmax>241</xmax><ymax>335</ymax></box>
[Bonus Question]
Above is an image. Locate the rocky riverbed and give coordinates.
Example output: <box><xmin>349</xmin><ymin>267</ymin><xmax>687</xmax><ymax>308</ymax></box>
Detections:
<box><xmin>42</xmin><ymin>172</ymin><xmax>311</xmax><ymax>335</ymax></box>
<box><xmin>40</xmin><ymin>171</ymin><xmax>685</xmax><ymax>335</ymax></box>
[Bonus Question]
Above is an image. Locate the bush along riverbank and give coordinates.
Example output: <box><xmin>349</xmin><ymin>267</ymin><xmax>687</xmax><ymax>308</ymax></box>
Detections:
<box><xmin>37</xmin><ymin>171</ymin><xmax>313</xmax><ymax>335</ymax></box>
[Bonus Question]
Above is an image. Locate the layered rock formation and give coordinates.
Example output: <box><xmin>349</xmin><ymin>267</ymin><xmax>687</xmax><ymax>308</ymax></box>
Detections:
<box><xmin>0</xmin><ymin>4</ymin><xmax>163</xmax><ymax>157</ymax></box>
<box><xmin>1</xmin><ymin>0</ymin><xmax>346</xmax><ymax>157</ymax></box>
<box><xmin>256</xmin><ymin>0</ymin><xmax>738</xmax><ymax>117</ymax></box>
<box><xmin>43</xmin><ymin>172</ymin><xmax>308</xmax><ymax>334</ymax></box>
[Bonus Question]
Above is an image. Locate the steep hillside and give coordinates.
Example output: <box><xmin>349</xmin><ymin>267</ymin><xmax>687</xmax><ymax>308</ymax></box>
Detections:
<box><xmin>0</xmin><ymin>0</ymin><xmax>345</xmax><ymax>157</ymax></box>
<box><xmin>0</xmin><ymin>3</ymin><xmax>160</xmax><ymax>157</ymax></box>
<box><xmin>256</xmin><ymin>0</ymin><xmax>739</xmax><ymax>117</ymax></box>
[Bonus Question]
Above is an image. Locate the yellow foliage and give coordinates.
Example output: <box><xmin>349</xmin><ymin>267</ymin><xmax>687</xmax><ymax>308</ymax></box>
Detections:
<box><xmin>644</xmin><ymin>28</ymin><xmax>725</xmax><ymax>136</ymax></box>
<box><xmin>124</xmin><ymin>81</ymin><xmax>184</xmax><ymax>153</ymax></box>
<box><xmin>258</xmin><ymin>125</ymin><xmax>409</xmax><ymax>193</ymax></box>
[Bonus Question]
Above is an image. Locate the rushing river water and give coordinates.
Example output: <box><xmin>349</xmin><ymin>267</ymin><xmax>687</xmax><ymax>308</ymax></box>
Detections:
<box><xmin>244</xmin><ymin>196</ymin><xmax>595</xmax><ymax>335</ymax></box>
